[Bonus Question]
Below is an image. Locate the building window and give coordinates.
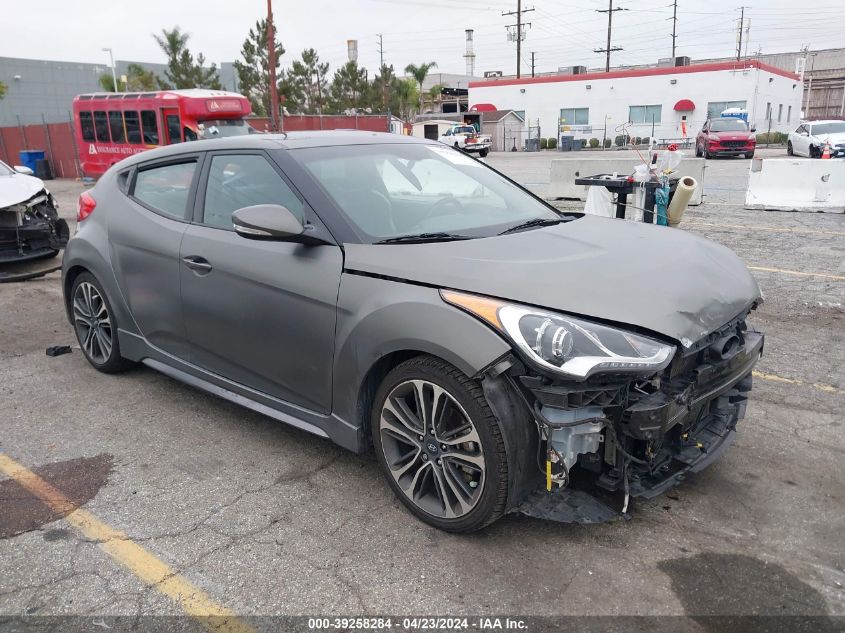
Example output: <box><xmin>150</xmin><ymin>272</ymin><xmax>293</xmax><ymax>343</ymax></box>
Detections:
<box><xmin>629</xmin><ymin>105</ymin><xmax>662</xmax><ymax>124</ymax></box>
<box><xmin>706</xmin><ymin>100</ymin><xmax>747</xmax><ymax>118</ymax></box>
<box><xmin>765</xmin><ymin>102</ymin><xmax>772</xmax><ymax>121</ymax></box>
<box><xmin>787</xmin><ymin>105</ymin><xmax>792</xmax><ymax>123</ymax></box>
<box><xmin>559</xmin><ymin>108</ymin><xmax>589</xmax><ymax>126</ymax></box>
<box><xmin>777</xmin><ymin>104</ymin><xmax>783</xmax><ymax>122</ymax></box>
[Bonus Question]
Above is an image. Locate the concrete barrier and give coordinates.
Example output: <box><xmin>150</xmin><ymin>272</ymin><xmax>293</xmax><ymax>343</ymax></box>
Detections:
<box><xmin>744</xmin><ymin>158</ymin><xmax>845</xmax><ymax>212</ymax></box>
<box><xmin>549</xmin><ymin>157</ymin><xmax>706</xmax><ymax>205</ymax></box>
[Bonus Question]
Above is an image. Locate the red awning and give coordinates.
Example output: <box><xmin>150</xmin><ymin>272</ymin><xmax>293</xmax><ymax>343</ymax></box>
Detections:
<box><xmin>674</xmin><ymin>99</ymin><xmax>696</xmax><ymax>112</ymax></box>
<box><xmin>470</xmin><ymin>103</ymin><xmax>497</xmax><ymax>112</ymax></box>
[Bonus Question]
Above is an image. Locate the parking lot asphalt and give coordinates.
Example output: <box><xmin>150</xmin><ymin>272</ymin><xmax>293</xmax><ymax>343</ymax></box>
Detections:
<box><xmin>1</xmin><ymin>149</ymin><xmax>843</xmax><ymax>628</ymax></box>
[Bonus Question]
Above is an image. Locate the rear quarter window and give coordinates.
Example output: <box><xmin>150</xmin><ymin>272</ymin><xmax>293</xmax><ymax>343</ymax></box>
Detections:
<box><xmin>132</xmin><ymin>161</ymin><xmax>197</xmax><ymax>220</ymax></box>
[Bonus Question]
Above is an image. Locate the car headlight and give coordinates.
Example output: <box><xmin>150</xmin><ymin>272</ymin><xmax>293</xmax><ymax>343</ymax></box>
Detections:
<box><xmin>441</xmin><ymin>290</ymin><xmax>675</xmax><ymax>380</ymax></box>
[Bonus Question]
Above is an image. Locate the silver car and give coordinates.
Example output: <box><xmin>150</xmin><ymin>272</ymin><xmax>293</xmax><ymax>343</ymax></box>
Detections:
<box><xmin>62</xmin><ymin>132</ymin><xmax>764</xmax><ymax>532</ymax></box>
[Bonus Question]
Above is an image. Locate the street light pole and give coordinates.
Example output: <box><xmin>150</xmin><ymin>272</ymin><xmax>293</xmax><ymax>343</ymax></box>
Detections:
<box><xmin>102</xmin><ymin>48</ymin><xmax>118</xmax><ymax>92</ymax></box>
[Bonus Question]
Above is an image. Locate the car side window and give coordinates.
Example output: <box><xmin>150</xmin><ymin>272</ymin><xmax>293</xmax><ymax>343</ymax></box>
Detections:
<box><xmin>202</xmin><ymin>154</ymin><xmax>304</xmax><ymax>230</ymax></box>
<box><xmin>132</xmin><ymin>160</ymin><xmax>197</xmax><ymax>220</ymax></box>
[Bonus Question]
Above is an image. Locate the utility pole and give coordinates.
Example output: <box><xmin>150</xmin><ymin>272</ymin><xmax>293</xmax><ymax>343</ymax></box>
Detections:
<box><xmin>735</xmin><ymin>6</ymin><xmax>747</xmax><ymax>62</ymax></box>
<box><xmin>267</xmin><ymin>0</ymin><xmax>280</xmax><ymax>131</ymax></box>
<box><xmin>377</xmin><ymin>34</ymin><xmax>385</xmax><ymax>68</ymax></box>
<box><xmin>503</xmin><ymin>0</ymin><xmax>534</xmax><ymax>79</ymax></box>
<box><xmin>595</xmin><ymin>0</ymin><xmax>626</xmax><ymax>72</ymax></box>
<box><xmin>670</xmin><ymin>0</ymin><xmax>678</xmax><ymax>59</ymax></box>
<box><xmin>531</xmin><ymin>51</ymin><xmax>535</xmax><ymax>77</ymax></box>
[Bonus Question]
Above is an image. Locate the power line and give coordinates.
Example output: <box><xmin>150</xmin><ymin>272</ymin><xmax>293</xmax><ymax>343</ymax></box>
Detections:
<box><xmin>502</xmin><ymin>0</ymin><xmax>534</xmax><ymax>78</ymax></box>
<box><xmin>595</xmin><ymin>0</ymin><xmax>628</xmax><ymax>72</ymax></box>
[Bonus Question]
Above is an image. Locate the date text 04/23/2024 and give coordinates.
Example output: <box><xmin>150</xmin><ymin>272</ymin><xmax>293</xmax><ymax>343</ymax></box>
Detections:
<box><xmin>307</xmin><ymin>617</ymin><xmax>528</xmax><ymax>631</ymax></box>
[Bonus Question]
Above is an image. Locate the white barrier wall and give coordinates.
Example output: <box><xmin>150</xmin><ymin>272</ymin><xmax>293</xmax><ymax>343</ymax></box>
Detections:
<box><xmin>745</xmin><ymin>158</ymin><xmax>845</xmax><ymax>212</ymax></box>
<box><xmin>549</xmin><ymin>157</ymin><xmax>706</xmax><ymax>205</ymax></box>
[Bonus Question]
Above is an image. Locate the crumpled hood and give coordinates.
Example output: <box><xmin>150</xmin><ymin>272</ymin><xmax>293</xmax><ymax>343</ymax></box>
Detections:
<box><xmin>0</xmin><ymin>173</ymin><xmax>46</xmax><ymax>208</ymax></box>
<box><xmin>344</xmin><ymin>216</ymin><xmax>762</xmax><ymax>348</ymax></box>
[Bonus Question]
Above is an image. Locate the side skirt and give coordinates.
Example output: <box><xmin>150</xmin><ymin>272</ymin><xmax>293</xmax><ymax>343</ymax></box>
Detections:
<box><xmin>120</xmin><ymin>329</ymin><xmax>360</xmax><ymax>451</ymax></box>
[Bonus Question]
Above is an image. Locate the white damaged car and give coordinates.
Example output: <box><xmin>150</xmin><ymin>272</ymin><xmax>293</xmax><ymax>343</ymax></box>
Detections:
<box><xmin>0</xmin><ymin>160</ymin><xmax>68</xmax><ymax>263</ymax></box>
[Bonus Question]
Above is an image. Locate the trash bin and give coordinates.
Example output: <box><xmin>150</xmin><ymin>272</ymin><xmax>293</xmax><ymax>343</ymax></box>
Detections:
<box><xmin>35</xmin><ymin>158</ymin><xmax>53</xmax><ymax>180</ymax></box>
<box><xmin>571</xmin><ymin>138</ymin><xmax>583</xmax><ymax>151</ymax></box>
<box><xmin>560</xmin><ymin>135</ymin><xmax>574</xmax><ymax>151</ymax></box>
<box><xmin>18</xmin><ymin>150</ymin><xmax>45</xmax><ymax>173</ymax></box>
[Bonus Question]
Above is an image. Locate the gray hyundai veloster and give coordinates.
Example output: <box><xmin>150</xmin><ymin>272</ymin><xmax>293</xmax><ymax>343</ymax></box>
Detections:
<box><xmin>62</xmin><ymin>131</ymin><xmax>763</xmax><ymax>532</ymax></box>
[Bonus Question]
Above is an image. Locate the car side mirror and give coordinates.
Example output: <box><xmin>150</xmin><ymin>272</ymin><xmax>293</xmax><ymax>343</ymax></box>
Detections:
<box><xmin>750</xmin><ymin>126</ymin><xmax>757</xmax><ymax>133</ymax></box>
<box><xmin>13</xmin><ymin>165</ymin><xmax>34</xmax><ymax>176</ymax></box>
<box><xmin>232</xmin><ymin>204</ymin><xmax>306</xmax><ymax>241</ymax></box>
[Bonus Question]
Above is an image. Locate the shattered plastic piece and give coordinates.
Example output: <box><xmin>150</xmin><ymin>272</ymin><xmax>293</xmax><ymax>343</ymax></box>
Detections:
<box><xmin>46</xmin><ymin>345</ymin><xmax>72</xmax><ymax>357</ymax></box>
<box><xmin>513</xmin><ymin>486</ymin><xmax>619</xmax><ymax>524</ymax></box>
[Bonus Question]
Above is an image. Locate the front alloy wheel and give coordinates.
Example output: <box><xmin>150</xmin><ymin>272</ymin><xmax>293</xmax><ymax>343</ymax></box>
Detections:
<box><xmin>373</xmin><ymin>356</ymin><xmax>509</xmax><ymax>532</ymax></box>
<box><xmin>380</xmin><ymin>379</ymin><xmax>485</xmax><ymax>519</ymax></box>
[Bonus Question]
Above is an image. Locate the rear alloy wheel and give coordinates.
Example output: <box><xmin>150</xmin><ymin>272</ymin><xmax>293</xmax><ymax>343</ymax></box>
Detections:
<box><xmin>373</xmin><ymin>356</ymin><xmax>509</xmax><ymax>532</ymax></box>
<box><xmin>71</xmin><ymin>273</ymin><xmax>132</xmax><ymax>373</ymax></box>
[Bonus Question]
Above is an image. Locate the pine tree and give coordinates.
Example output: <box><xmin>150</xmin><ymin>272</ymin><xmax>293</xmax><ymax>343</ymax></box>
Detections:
<box><xmin>285</xmin><ymin>49</ymin><xmax>329</xmax><ymax>114</ymax></box>
<box><xmin>233</xmin><ymin>18</ymin><xmax>284</xmax><ymax>116</ymax></box>
<box><xmin>329</xmin><ymin>60</ymin><xmax>369</xmax><ymax>113</ymax></box>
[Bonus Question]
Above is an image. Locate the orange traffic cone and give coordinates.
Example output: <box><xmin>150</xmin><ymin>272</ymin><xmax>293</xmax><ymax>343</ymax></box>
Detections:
<box><xmin>821</xmin><ymin>141</ymin><xmax>831</xmax><ymax>159</ymax></box>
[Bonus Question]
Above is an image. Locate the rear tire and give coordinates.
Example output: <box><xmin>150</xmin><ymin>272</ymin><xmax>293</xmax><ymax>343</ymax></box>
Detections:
<box><xmin>70</xmin><ymin>272</ymin><xmax>133</xmax><ymax>373</ymax></box>
<box><xmin>479</xmin><ymin>148</ymin><xmax>489</xmax><ymax>158</ymax></box>
<box><xmin>372</xmin><ymin>356</ymin><xmax>509</xmax><ymax>533</ymax></box>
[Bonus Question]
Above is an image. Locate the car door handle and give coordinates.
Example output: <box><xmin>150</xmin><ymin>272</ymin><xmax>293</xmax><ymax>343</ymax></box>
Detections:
<box><xmin>182</xmin><ymin>256</ymin><xmax>212</xmax><ymax>273</ymax></box>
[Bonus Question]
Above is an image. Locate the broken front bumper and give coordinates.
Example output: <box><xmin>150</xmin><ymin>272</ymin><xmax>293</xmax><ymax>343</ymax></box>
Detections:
<box><xmin>0</xmin><ymin>190</ymin><xmax>68</xmax><ymax>263</ymax></box>
<box><xmin>514</xmin><ymin>319</ymin><xmax>763</xmax><ymax>520</ymax></box>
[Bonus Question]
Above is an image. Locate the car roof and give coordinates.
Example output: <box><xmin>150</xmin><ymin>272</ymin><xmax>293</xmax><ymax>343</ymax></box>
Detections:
<box><xmin>807</xmin><ymin>119</ymin><xmax>845</xmax><ymax>125</ymax></box>
<box><xmin>115</xmin><ymin>131</ymin><xmax>434</xmax><ymax>169</ymax></box>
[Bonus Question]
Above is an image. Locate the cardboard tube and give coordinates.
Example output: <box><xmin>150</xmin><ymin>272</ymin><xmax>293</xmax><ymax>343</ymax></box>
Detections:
<box><xmin>668</xmin><ymin>176</ymin><xmax>697</xmax><ymax>227</ymax></box>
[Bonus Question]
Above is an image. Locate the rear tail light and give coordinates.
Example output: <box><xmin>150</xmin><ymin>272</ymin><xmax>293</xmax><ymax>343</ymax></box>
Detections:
<box><xmin>77</xmin><ymin>191</ymin><xmax>96</xmax><ymax>222</ymax></box>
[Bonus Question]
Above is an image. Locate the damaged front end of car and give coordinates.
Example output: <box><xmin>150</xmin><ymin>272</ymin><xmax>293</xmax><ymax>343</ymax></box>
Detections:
<box><xmin>444</xmin><ymin>290</ymin><xmax>764</xmax><ymax>523</ymax></box>
<box><xmin>0</xmin><ymin>189</ymin><xmax>69</xmax><ymax>264</ymax></box>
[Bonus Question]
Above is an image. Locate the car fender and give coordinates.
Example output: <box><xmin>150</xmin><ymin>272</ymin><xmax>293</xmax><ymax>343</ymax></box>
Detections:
<box><xmin>62</xmin><ymin>221</ymin><xmax>140</xmax><ymax>340</ymax></box>
<box><xmin>332</xmin><ymin>272</ymin><xmax>512</xmax><ymax>441</ymax></box>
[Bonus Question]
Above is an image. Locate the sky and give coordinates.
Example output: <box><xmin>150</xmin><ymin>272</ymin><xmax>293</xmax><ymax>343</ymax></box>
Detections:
<box><xmin>3</xmin><ymin>0</ymin><xmax>843</xmax><ymax>78</ymax></box>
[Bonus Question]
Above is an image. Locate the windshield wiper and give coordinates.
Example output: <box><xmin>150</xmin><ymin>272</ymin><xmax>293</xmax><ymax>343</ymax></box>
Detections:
<box><xmin>498</xmin><ymin>217</ymin><xmax>562</xmax><ymax>235</ymax></box>
<box><xmin>375</xmin><ymin>232</ymin><xmax>472</xmax><ymax>244</ymax></box>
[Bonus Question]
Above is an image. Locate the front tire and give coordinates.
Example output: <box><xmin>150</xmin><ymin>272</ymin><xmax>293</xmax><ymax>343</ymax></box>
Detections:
<box><xmin>372</xmin><ymin>356</ymin><xmax>509</xmax><ymax>532</ymax></box>
<box><xmin>787</xmin><ymin>141</ymin><xmax>794</xmax><ymax>156</ymax></box>
<box><xmin>71</xmin><ymin>272</ymin><xmax>132</xmax><ymax>373</ymax></box>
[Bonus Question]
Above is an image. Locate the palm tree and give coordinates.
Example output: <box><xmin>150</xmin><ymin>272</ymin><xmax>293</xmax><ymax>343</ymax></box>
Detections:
<box><xmin>404</xmin><ymin>62</ymin><xmax>437</xmax><ymax>114</ymax></box>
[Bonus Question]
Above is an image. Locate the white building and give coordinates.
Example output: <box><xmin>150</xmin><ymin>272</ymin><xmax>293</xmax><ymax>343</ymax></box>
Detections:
<box><xmin>469</xmin><ymin>60</ymin><xmax>803</xmax><ymax>146</ymax></box>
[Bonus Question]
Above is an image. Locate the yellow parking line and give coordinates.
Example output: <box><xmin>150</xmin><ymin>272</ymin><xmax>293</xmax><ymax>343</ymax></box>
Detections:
<box><xmin>0</xmin><ymin>453</ymin><xmax>255</xmax><ymax>633</ymax></box>
<box><xmin>684</xmin><ymin>221</ymin><xmax>845</xmax><ymax>237</ymax></box>
<box><xmin>747</xmin><ymin>266</ymin><xmax>845</xmax><ymax>281</ymax></box>
<box><xmin>752</xmin><ymin>371</ymin><xmax>843</xmax><ymax>395</ymax></box>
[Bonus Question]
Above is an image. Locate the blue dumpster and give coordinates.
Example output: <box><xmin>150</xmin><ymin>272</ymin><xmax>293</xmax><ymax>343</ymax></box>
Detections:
<box><xmin>18</xmin><ymin>150</ymin><xmax>45</xmax><ymax>173</ymax></box>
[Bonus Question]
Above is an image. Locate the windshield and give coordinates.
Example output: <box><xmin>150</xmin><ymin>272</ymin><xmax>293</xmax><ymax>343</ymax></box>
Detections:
<box><xmin>0</xmin><ymin>161</ymin><xmax>14</xmax><ymax>176</ymax></box>
<box><xmin>196</xmin><ymin>119</ymin><xmax>252</xmax><ymax>139</ymax></box>
<box><xmin>453</xmin><ymin>126</ymin><xmax>476</xmax><ymax>135</ymax></box>
<box><xmin>293</xmin><ymin>143</ymin><xmax>561</xmax><ymax>242</ymax></box>
<box><xmin>812</xmin><ymin>122</ymin><xmax>845</xmax><ymax>136</ymax></box>
<box><xmin>710</xmin><ymin>119</ymin><xmax>749</xmax><ymax>132</ymax></box>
